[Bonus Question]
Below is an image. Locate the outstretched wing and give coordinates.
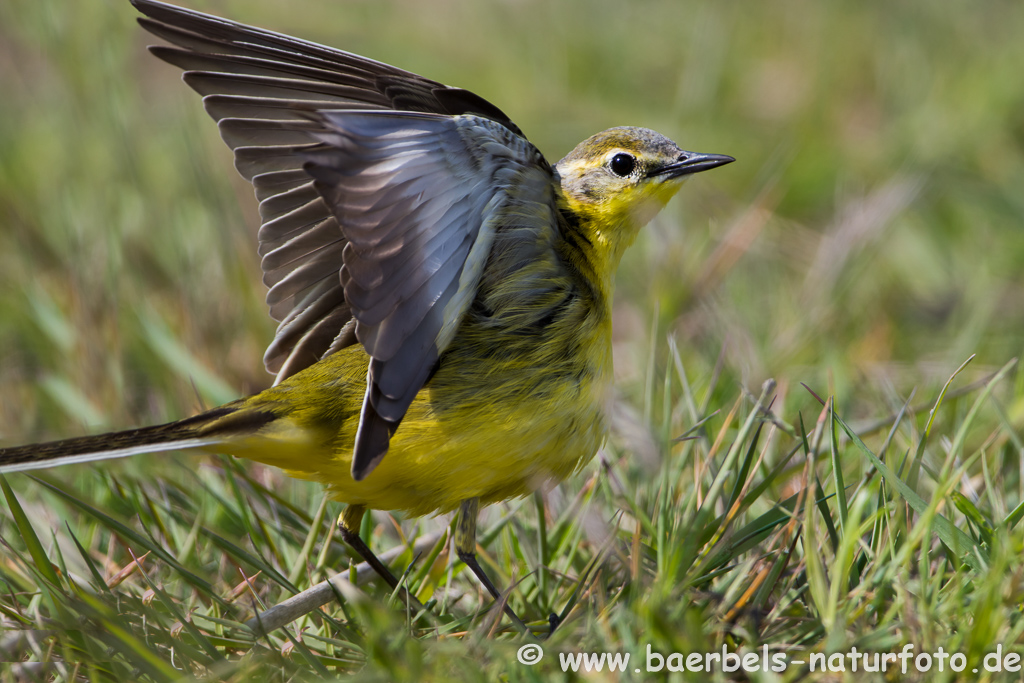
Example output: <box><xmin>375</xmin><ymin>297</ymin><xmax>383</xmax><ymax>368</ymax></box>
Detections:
<box><xmin>131</xmin><ymin>2</ymin><xmax>557</xmax><ymax>478</ymax></box>
<box><xmin>132</xmin><ymin>0</ymin><xmax>523</xmax><ymax>381</ymax></box>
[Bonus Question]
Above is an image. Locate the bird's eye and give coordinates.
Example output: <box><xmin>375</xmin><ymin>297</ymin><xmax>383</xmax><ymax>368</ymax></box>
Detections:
<box><xmin>609</xmin><ymin>153</ymin><xmax>636</xmax><ymax>177</ymax></box>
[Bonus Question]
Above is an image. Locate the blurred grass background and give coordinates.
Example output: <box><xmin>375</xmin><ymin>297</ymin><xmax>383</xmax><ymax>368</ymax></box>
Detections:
<box><xmin>2</xmin><ymin>0</ymin><xmax>1022</xmax><ymax>438</ymax></box>
<box><xmin>1</xmin><ymin>0</ymin><xmax>1024</xmax><ymax>680</ymax></box>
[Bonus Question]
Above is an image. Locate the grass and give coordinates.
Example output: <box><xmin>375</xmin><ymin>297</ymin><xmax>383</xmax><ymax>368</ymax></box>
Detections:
<box><xmin>2</xmin><ymin>0</ymin><xmax>1024</xmax><ymax>680</ymax></box>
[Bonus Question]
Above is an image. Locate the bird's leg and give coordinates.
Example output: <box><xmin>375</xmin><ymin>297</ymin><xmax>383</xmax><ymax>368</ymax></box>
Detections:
<box><xmin>456</xmin><ymin>498</ymin><xmax>529</xmax><ymax>633</ymax></box>
<box><xmin>337</xmin><ymin>504</ymin><xmax>427</xmax><ymax>614</ymax></box>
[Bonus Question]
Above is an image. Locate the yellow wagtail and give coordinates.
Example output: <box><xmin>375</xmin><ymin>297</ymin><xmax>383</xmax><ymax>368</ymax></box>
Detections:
<box><xmin>0</xmin><ymin>0</ymin><xmax>733</xmax><ymax>631</ymax></box>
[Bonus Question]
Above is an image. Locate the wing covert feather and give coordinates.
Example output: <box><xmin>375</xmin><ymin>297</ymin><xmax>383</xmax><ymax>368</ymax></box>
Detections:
<box><xmin>302</xmin><ymin>111</ymin><xmax>556</xmax><ymax>477</ymax></box>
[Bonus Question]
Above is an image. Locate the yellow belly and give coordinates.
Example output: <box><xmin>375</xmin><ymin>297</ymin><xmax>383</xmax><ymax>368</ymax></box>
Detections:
<box><xmin>221</xmin><ymin>341</ymin><xmax>610</xmax><ymax>516</ymax></box>
<box><xmin>322</xmin><ymin>391</ymin><xmax>604</xmax><ymax>515</ymax></box>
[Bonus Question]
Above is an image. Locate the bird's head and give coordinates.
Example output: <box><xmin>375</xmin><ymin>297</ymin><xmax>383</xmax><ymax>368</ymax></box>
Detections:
<box><xmin>555</xmin><ymin>127</ymin><xmax>733</xmax><ymax>263</ymax></box>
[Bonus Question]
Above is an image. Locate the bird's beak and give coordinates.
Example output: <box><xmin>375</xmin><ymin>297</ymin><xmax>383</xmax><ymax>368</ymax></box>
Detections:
<box><xmin>650</xmin><ymin>152</ymin><xmax>735</xmax><ymax>179</ymax></box>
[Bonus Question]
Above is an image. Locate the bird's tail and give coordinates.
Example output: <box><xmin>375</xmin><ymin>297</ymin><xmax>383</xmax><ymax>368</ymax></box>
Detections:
<box><xmin>0</xmin><ymin>404</ymin><xmax>270</xmax><ymax>473</ymax></box>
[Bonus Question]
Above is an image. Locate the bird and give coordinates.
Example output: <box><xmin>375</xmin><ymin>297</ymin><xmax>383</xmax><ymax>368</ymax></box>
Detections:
<box><xmin>0</xmin><ymin>0</ymin><xmax>733</xmax><ymax>632</ymax></box>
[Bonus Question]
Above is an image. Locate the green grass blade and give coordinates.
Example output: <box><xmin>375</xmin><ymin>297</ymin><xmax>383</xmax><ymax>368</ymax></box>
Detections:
<box><xmin>829</xmin><ymin>407</ymin><xmax>986</xmax><ymax>571</ymax></box>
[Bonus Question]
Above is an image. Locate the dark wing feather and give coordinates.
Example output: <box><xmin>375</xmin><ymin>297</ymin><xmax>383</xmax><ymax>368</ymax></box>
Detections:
<box><xmin>301</xmin><ymin>111</ymin><xmax>553</xmax><ymax>478</ymax></box>
<box><xmin>132</xmin><ymin>0</ymin><xmax>522</xmax><ymax>381</ymax></box>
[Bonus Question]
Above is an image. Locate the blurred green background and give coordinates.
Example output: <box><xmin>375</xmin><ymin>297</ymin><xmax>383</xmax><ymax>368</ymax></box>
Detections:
<box><xmin>2</xmin><ymin>0</ymin><xmax>1024</xmax><ymax>677</ymax></box>
<box><xmin>1</xmin><ymin>0</ymin><xmax>1022</xmax><ymax>446</ymax></box>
